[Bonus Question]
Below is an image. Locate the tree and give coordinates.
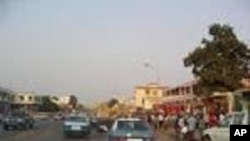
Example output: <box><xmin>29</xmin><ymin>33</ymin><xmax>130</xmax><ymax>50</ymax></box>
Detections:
<box><xmin>184</xmin><ymin>23</ymin><xmax>250</xmax><ymax>96</ymax></box>
<box><xmin>38</xmin><ymin>96</ymin><xmax>60</xmax><ymax>112</ymax></box>
<box><xmin>69</xmin><ymin>95</ymin><xmax>78</xmax><ymax>108</ymax></box>
<box><xmin>107</xmin><ymin>98</ymin><xmax>119</xmax><ymax>108</ymax></box>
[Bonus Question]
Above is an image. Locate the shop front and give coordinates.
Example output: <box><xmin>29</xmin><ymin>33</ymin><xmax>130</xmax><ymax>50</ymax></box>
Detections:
<box><xmin>153</xmin><ymin>95</ymin><xmax>197</xmax><ymax>115</ymax></box>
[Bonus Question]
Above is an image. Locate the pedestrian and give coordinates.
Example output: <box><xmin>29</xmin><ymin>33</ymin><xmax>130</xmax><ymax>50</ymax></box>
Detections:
<box><xmin>178</xmin><ymin>113</ymin><xmax>187</xmax><ymax>139</ymax></box>
<box><xmin>194</xmin><ymin>114</ymin><xmax>205</xmax><ymax>141</ymax></box>
<box><xmin>219</xmin><ymin>111</ymin><xmax>225</xmax><ymax>122</ymax></box>
<box><xmin>152</xmin><ymin>114</ymin><xmax>158</xmax><ymax>130</ymax></box>
<box><xmin>203</xmin><ymin>113</ymin><xmax>209</xmax><ymax>129</ymax></box>
<box><xmin>158</xmin><ymin>114</ymin><xmax>164</xmax><ymax>130</ymax></box>
<box><xmin>209</xmin><ymin>112</ymin><xmax>218</xmax><ymax>128</ymax></box>
<box><xmin>174</xmin><ymin>114</ymin><xmax>180</xmax><ymax>135</ymax></box>
<box><xmin>187</xmin><ymin>113</ymin><xmax>198</xmax><ymax>141</ymax></box>
<box><xmin>180</xmin><ymin>120</ymin><xmax>188</xmax><ymax>140</ymax></box>
<box><xmin>147</xmin><ymin>114</ymin><xmax>152</xmax><ymax>125</ymax></box>
<box><xmin>163</xmin><ymin>114</ymin><xmax>169</xmax><ymax>130</ymax></box>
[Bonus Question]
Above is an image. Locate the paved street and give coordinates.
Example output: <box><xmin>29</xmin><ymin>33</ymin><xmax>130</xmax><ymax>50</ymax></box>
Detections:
<box><xmin>0</xmin><ymin>120</ymin><xmax>176</xmax><ymax>141</ymax></box>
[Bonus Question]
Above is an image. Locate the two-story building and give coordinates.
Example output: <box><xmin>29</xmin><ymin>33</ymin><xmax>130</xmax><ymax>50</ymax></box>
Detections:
<box><xmin>134</xmin><ymin>83</ymin><xmax>168</xmax><ymax>110</ymax></box>
<box><xmin>0</xmin><ymin>88</ymin><xmax>14</xmax><ymax>116</ymax></box>
<box><xmin>152</xmin><ymin>80</ymin><xmax>199</xmax><ymax>115</ymax></box>
<box><xmin>11</xmin><ymin>92</ymin><xmax>42</xmax><ymax>113</ymax></box>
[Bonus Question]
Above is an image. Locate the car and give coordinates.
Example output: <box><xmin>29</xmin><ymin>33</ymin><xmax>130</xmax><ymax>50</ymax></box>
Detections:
<box><xmin>203</xmin><ymin>110</ymin><xmax>250</xmax><ymax>141</ymax></box>
<box><xmin>63</xmin><ymin>115</ymin><xmax>91</xmax><ymax>138</ymax></box>
<box><xmin>2</xmin><ymin>112</ymin><xmax>35</xmax><ymax>130</ymax></box>
<box><xmin>107</xmin><ymin>118</ymin><xmax>155</xmax><ymax>141</ymax></box>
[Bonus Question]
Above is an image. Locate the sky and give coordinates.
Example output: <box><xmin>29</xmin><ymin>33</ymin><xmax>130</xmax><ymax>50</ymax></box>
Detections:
<box><xmin>0</xmin><ymin>0</ymin><xmax>249</xmax><ymax>105</ymax></box>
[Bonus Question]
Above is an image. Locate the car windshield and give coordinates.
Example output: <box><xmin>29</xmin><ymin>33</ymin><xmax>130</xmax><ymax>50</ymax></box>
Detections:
<box><xmin>66</xmin><ymin>116</ymin><xmax>87</xmax><ymax>122</ymax></box>
<box><xmin>116</xmin><ymin>120</ymin><xmax>150</xmax><ymax>131</ymax></box>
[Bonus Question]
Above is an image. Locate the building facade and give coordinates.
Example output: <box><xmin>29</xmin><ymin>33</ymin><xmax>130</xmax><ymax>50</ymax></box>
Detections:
<box><xmin>153</xmin><ymin>80</ymin><xmax>199</xmax><ymax>114</ymax></box>
<box><xmin>50</xmin><ymin>96</ymin><xmax>71</xmax><ymax>106</ymax></box>
<box><xmin>0</xmin><ymin>88</ymin><xmax>14</xmax><ymax>116</ymax></box>
<box><xmin>134</xmin><ymin>83</ymin><xmax>168</xmax><ymax>110</ymax></box>
<box><xmin>11</xmin><ymin>92</ymin><xmax>42</xmax><ymax>113</ymax></box>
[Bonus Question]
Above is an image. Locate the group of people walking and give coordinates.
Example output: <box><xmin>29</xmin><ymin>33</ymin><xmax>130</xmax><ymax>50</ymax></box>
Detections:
<box><xmin>174</xmin><ymin>111</ymin><xmax>225</xmax><ymax>141</ymax></box>
<box><xmin>146</xmin><ymin>113</ymin><xmax>169</xmax><ymax>130</ymax></box>
<box><xmin>174</xmin><ymin>112</ymin><xmax>205</xmax><ymax>141</ymax></box>
<box><xmin>142</xmin><ymin>109</ymin><xmax>226</xmax><ymax>141</ymax></box>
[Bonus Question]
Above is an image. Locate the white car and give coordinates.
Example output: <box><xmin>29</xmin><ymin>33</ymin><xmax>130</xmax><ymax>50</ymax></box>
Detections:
<box><xmin>63</xmin><ymin>115</ymin><xmax>91</xmax><ymax>138</ymax></box>
<box><xmin>203</xmin><ymin>110</ymin><xmax>249</xmax><ymax>141</ymax></box>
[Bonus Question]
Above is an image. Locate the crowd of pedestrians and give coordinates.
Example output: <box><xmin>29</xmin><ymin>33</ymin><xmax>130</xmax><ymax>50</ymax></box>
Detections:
<box><xmin>144</xmin><ymin>110</ymin><xmax>226</xmax><ymax>141</ymax></box>
<box><xmin>146</xmin><ymin>113</ymin><xmax>169</xmax><ymax>130</ymax></box>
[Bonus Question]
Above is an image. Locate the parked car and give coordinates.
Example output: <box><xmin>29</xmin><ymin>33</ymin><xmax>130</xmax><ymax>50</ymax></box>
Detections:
<box><xmin>63</xmin><ymin>115</ymin><xmax>91</xmax><ymax>138</ymax></box>
<box><xmin>107</xmin><ymin>118</ymin><xmax>155</xmax><ymax>141</ymax></box>
<box><xmin>203</xmin><ymin>110</ymin><xmax>249</xmax><ymax>141</ymax></box>
<box><xmin>2</xmin><ymin>112</ymin><xmax>35</xmax><ymax>130</ymax></box>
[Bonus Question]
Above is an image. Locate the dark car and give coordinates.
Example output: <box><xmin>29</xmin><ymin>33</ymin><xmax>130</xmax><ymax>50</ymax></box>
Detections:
<box><xmin>2</xmin><ymin>112</ymin><xmax>35</xmax><ymax>130</ymax></box>
<box><xmin>107</xmin><ymin>118</ymin><xmax>155</xmax><ymax>141</ymax></box>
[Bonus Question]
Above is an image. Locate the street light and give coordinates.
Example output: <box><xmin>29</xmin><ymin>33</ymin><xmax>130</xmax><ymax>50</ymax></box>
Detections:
<box><xmin>144</xmin><ymin>62</ymin><xmax>160</xmax><ymax>83</ymax></box>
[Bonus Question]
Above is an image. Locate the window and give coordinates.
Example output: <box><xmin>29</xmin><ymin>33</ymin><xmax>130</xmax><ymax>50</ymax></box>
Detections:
<box><xmin>66</xmin><ymin>116</ymin><xmax>87</xmax><ymax>122</ymax></box>
<box><xmin>116</xmin><ymin>120</ymin><xmax>150</xmax><ymax>131</ymax></box>
<box><xmin>153</xmin><ymin>90</ymin><xmax>158</xmax><ymax>96</ymax></box>
<box><xmin>219</xmin><ymin>115</ymin><xmax>233</xmax><ymax>127</ymax></box>
<box><xmin>29</xmin><ymin>96</ymin><xmax>32</xmax><ymax>101</ymax></box>
<box><xmin>233</xmin><ymin>113</ymin><xmax>245</xmax><ymax>125</ymax></box>
<box><xmin>186</xmin><ymin>87</ymin><xmax>190</xmax><ymax>94</ymax></box>
<box><xmin>19</xmin><ymin>95</ymin><xmax>24</xmax><ymax>101</ymax></box>
<box><xmin>145</xmin><ymin>89</ymin><xmax>150</xmax><ymax>96</ymax></box>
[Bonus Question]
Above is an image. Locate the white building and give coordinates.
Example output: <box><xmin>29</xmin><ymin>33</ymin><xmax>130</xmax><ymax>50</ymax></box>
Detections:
<box><xmin>11</xmin><ymin>92</ymin><xmax>42</xmax><ymax>112</ymax></box>
<box><xmin>13</xmin><ymin>92</ymin><xmax>41</xmax><ymax>105</ymax></box>
<box><xmin>0</xmin><ymin>88</ymin><xmax>14</xmax><ymax>115</ymax></box>
<box><xmin>134</xmin><ymin>83</ymin><xmax>168</xmax><ymax>110</ymax></box>
<box><xmin>51</xmin><ymin>96</ymin><xmax>70</xmax><ymax>105</ymax></box>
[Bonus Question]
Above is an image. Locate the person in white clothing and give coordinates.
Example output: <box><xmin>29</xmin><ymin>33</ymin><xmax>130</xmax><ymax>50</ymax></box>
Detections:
<box><xmin>219</xmin><ymin>112</ymin><xmax>225</xmax><ymax>122</ymax></box>
<box><xmin>158</xmin><ymin>114</ymin><xmax>164</xmax><ymax>129</ymax></box>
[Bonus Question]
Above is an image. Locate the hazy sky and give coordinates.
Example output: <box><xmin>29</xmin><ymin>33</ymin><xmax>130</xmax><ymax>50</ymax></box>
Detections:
<box><xmin>0</xmin><ymin>0</ymin><xmax>249</xmax><ymax>105</ymax></box>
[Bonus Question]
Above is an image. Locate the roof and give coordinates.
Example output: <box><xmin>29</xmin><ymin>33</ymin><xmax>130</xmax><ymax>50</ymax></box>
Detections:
<box><xmin>135</xmin><ymin>84</ymin><xmax>169</xmax><ymax>89</ymax></box>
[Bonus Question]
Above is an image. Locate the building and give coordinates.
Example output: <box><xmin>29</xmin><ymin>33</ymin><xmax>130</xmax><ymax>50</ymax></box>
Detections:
<box><xmin>11</xmin><ymin>92</ymin><xmax>42</xmax><ymax>112</ymax></box>
<box><xmin>50</xmin><ymin>96</ymin><xmax>71</xmax><ymax>106</ymax></box>
<box><xmin>154</xmin><ymin>80</ymin><xmax>198</xmax><ymax>114</ymax></box>
<box><xmin>134</xmin><ymin>83</ymin><xmax>168</xmax><ymax>110</ymax></box>
<box><xmin>0</xmin><ymin>88</ymin><xmax>14</xmax><ymax>115</ymax></box>
<box><xmin>50</xmin><ymin>95</ymin><xmax>77</xmax><ymax>111</ymax></box>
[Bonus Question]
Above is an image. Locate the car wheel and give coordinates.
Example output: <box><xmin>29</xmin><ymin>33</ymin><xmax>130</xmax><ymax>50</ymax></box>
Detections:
<box><xmin>203</xmin><ymin>135</ymin><xmax>212</xmax><ymax>141</ymax></box>
<box><xmin>3</xmin><ymin>125</ymin><xmax>9</xmax><ymax>131</ymax></box>
<box><xmin>29</xmin><ymin>124</ymin><xmax>34</xmax><ymax>129</ymax></box>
